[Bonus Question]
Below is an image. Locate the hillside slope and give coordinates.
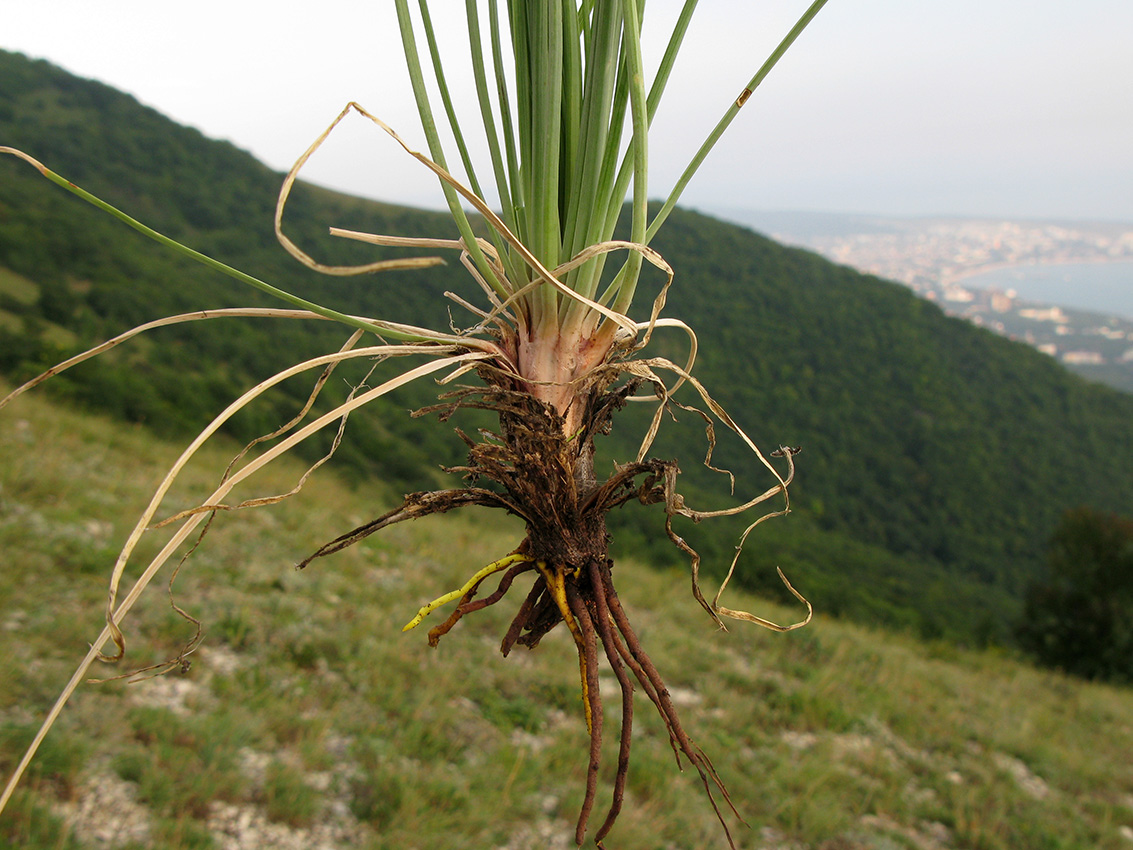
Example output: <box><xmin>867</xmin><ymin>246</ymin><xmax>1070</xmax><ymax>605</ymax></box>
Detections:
<box><xmin>2</xmin><ymin>392</ymin><xmax>1133</xmax><ymax>850</ymax></box>
<box><xmin>2</xmin><ymin>386</ymin><xmax>1132</xmax><ymax>850</ymax></box>
<box><xmin>2</xmin><ymin>49</ymin><xmax>1131</xmax><ymax>646</ymax></box>
<box><xmin>642</xmin><ymin>210</ymin><xmax>1133</xmax><ymax>594</ymax></box>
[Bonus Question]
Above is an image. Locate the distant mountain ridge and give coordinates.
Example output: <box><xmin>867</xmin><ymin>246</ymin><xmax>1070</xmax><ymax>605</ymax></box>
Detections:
<box><xmin>3</xmin><ymin>49</ymin><xmax>1132</xmax><ymax>646</ymax></box>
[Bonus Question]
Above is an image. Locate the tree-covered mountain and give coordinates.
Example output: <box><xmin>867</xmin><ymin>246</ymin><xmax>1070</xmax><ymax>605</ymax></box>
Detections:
<box><xmin>2</xmin><ymin>49</ymin><xmax>1130</xmax><ymax>647</ymax></box>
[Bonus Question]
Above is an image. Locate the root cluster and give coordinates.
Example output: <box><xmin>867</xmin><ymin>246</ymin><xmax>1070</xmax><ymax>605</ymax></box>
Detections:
<box><xmin>298</xmin><ymin>376</ymin><xmax>752</xmax><ymax>846</ymax></box>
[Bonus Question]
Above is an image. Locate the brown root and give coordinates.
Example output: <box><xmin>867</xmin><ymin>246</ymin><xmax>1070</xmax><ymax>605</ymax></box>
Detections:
<box><xmin>296</xmin><ymin>375</ymin><xmax>796</xmax><ymax>848</ymax></box>
<box><xmin>586</xmin><ymin>559</ymin><xmax>634</xmax><ymax>844</ymax></box>
<box><xmin>426</xmin><ymin>558</ymin><xmax>537</xmax><ymax>647</ymax></box>
<box><xmin>564</xmin><ymin>576</ymin><xmax>603</xmax><ymax>844</ymax></box>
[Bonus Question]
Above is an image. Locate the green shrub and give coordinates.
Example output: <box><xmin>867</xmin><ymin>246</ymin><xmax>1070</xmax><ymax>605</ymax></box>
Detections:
<box><xmin>1016</xmin><ymin>507</ymin><xmax>1133</xmax><ymax>683</ymax></box>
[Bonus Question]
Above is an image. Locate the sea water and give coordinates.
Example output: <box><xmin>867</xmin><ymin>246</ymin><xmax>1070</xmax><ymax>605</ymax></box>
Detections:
<box><xmin>962</xmin><ymin>261</ymin><xmax>1133</xmax><ymax>320</ymax></box>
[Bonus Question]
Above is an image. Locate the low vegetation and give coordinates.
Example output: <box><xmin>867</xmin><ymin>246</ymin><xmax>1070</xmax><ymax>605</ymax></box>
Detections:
<box><xmin>2</xmin><ymin>388</ymin><xmax>1131</xmax><ymax>849</ymax></box>
<box><xmin>1016</xmin><ymin>507</ymin><xmax>1133</xmax><ymax>684</ymax></box>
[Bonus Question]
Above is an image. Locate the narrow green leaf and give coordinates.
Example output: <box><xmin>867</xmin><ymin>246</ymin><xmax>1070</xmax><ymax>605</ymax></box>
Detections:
<box><xmin>23</xmin><ymin>157</ymin><xmax>447</xmax><ymax>343</ymax></box>
<box><xmin>396</xmin><ymin>0</ymin><xmax>511</xmax><ymax>301</ymax></box>
<box><xmin>607</xmin><ymin>0</ymin><xmax>649</xmax><ymax>319</ymax></box>
<box><xmin>647</xmin><ymin>0</ymin><xmax>832</xmax><ymax>243</ymax></box>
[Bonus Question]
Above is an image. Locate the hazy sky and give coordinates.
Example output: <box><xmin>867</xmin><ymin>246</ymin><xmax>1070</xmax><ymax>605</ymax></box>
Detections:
<box><xmin>5</xmin><ymin>0</ymin><xmax>1132</xmax><ymax>222</ymax></box>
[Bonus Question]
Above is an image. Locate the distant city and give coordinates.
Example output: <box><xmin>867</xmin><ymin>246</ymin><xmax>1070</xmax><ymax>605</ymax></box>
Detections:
<box><xmin>716</xmin><ymin>210</ymin><xmax>1133</xmax><ymax>394</ymax></box>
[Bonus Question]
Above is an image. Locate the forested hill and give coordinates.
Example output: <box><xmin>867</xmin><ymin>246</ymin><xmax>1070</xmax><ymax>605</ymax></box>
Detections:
<box><xmin>2</xmin><ymin>49</ymin><xmax>1131</xmax><ymax>646</ymax></box>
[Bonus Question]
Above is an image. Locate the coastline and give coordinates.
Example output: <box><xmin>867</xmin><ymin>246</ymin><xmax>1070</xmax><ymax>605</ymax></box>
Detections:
<box><xmin>951</xmin><ymin>258</ymin><xmax>1133</xmax><ymax>320</ymax></box>
<box><xmin>946</xmin><ymin>256</ymin><xmax>1133</xmax><ymax>287</ymax></box>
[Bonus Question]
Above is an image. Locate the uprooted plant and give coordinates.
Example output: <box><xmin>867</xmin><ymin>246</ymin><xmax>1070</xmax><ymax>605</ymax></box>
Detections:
<box><xmin>0</xmin><ymin>1</ymin><xmax>829</xmax><ymax>845</ymax></box>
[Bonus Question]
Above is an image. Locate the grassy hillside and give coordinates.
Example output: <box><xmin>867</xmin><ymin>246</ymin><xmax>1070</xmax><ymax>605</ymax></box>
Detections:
<box><xmin>2</xmin><ymin>49</ymin><xmax>1132</xmax><ymax>650</ymax></box>
<box><xmin>1</xmin><ymin>384</ymin><xmax>1132</xmax><ymax>849</ymax></box>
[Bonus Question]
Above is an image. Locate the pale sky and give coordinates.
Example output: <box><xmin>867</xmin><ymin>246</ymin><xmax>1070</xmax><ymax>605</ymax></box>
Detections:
<box><xmin>4</xmin><ymin>0</ymin><xmax>1132</xmax><ymax>222</ymax></box>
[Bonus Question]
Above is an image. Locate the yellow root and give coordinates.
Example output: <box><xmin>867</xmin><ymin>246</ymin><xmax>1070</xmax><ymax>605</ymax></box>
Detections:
<box><xmin>536</xmin><ymin>563</ymin><xmax>592</xmax><ymax>734</ymax></box>
<box><xmin>402</xmin><ymin>553</ymin><xmax>534</xmax><ymax>632</ymax></box>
